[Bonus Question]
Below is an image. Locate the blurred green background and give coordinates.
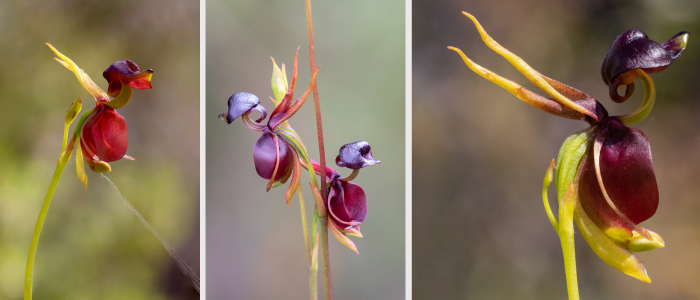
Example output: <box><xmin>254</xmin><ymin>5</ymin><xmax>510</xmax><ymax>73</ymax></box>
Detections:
<box><xmin>0</xmin><ymin>0</ymin><xmax>199</xmax><ymax>299</ymax></box>
<box><xmin>206</xmin><ymin>0</ymin><xmax>404</xmax><ymax>299</ymax></box>
<box><xmin>414</xmin><ymin>0</ymin><xmax>700</xmax><ymax>299</ymax></box>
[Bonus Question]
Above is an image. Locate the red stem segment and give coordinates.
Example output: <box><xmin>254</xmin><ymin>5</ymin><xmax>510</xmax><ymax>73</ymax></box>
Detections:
<box><xmin>304</xmin><ymin>0</ymin><xmax>333</xmax><ymax>299</ymax></box>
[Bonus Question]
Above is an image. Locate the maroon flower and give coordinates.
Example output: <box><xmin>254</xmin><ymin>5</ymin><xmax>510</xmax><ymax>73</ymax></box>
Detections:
<box><xmin>77</xmin><ymin>59</ymin><xmax>153</xmax><ymax>173</ymax></box>
<box><xmin>450</xmin><ymin>13</ymin><xmax>688</xmax><ymax>281</ymax></box>
<box><xmin>602</xmin><ymin>29</ymin><xmax>689</xmax><ymax>102</ymax></box>
<box><xmin>306</xmin><ymin>141</ymin><xmax>380</xmax><ymax>253</ymax></box>
<box><xmin>219</xmin><ymin>49</ymin><xmax>318</xmax><ymax>203</ymax></box>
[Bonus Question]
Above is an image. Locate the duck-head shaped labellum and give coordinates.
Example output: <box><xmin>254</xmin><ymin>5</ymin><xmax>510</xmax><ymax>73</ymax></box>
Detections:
<box><xmin>103</xmin><ymin>59</ymin><xmax>154</xmax><ymax>98</ymax></box>
<box><xmin>219</xmin><ymin>92</ymin><xmax>268</xmax><ymax>124</ymax></box>
<box><xmin>602</xmin><ymin>29</ymin><xmax>689</xmax><ymax>103</ymax></box>
<box><xmin>335</xmin><ymin>141</ymin><xmax>381</xmax><ymax>169</ymax></box>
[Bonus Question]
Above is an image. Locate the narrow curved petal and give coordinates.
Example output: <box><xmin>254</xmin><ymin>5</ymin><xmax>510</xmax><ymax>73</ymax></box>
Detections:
<box><xmin>103</xmin><ymin>59</ymin><xmax>153</xmax><ymax>98</ymax></box>
<box><xmin>253</xmin><ymin>131</ymin><xmax>293</xmax><ymax>183</ymax></box>
<box><xmin>81</xmin><ymin>104</ymin><xmax>128</xmax><ymax>163</ymax></box>
<box><xmin>336</xmin><ymin>141</ymin><xmax>381</xmax><ymax>169</ymax></box>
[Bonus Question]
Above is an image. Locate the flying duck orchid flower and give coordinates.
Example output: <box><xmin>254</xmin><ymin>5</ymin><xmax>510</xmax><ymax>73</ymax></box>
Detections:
<box><xmin>448</xmin><ymin>12</ymin><xmax>687</xmax><ymax>299</ymax></box>
<box><xmin>47</xmin><ymin>44</ymin><xmax>153</xmax><ymax>188</ymax></box>
<box><xmin>219</xmin><ymin>48</ymin><xmax>319</xmax><ymax>205</ymax></box>
<box><xmin>302</xmin><ymin>141</ymin><xmax>380</xmax><ymax>254</ymax></box>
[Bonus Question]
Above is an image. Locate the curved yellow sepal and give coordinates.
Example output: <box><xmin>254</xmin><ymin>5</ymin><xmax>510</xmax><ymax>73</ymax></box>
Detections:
<box><xmin>46</xmin><ymin>44</ymin><xmax>109</xmax><ymax>102</ymax></box>
<box><xmin>328</xmin><ymin>221</ymin><xmax>359</xmax><ymax>254</ymax></box>
<box><xmin>459</xmin><ymin>12</ymin><xmax>595</xmax><ymax>120</ymax></box>
<box><xmin>75</xmin><ymin>138</ymin><xmax>88</xmax><ymax>189</ymax></box>
<box><xmin>574</xmin><ymin>198</ymin><xmax>651</xmax><ymax>283</ymax></box>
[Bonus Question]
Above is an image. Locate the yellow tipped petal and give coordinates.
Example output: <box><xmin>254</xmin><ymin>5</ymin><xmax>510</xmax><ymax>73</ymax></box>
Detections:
<box><xmin>344</xmin><ymin>226</ymin><xmax>363</xmax><ymax>239</ymax></box>
<box><xmin>328</xmin><ymin>220</ymin><xmax>359</xmax><ymax>254</ymax></box>
<box><xmin>459</xmin><ymin>12</ymin><xmax>595</xmax><ymax>120</ymax></box>
<box><xmin>629</xmin><ymin>230</ymin><xmax>665</xmax><ymax>252</ymax></box>
<box><xmin>46</xmin><ymin>44</ymin><xmax>109</xmax><ymax>102</ymax></box>
<box><xmin>574</xmin><ymin>197</ymin><xmax>651</xmax><ymax>283</ymax></box>
<box><xmin>75</xmin><ymin>139</ymin><xmax>88</xmax><ymax>189</ymax></box>
<box><xmin>448</xmin><ymin>46</ymin><xmax>587</xmax><ymax>120</ymax></box>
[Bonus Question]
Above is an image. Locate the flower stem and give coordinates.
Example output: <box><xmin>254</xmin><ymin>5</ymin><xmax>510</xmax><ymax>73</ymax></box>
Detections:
<box><xmin>304</xmin><ymin>0</ymin><xmax>333</xmax><ymax>299</ymax></box>
<box><xmin>298</xmin><ymin>189</ymin><xmax>318</xmax><ymax>300</ymax></box>
<box><xmin>24</xmin><ymin>159</ymin><xmax>68</xmax><ymax>300</ymax></box>
<box><xmin>558</xmin><ymin>184</ymin><xmax>580</xmax><ymax>300</ymax></box>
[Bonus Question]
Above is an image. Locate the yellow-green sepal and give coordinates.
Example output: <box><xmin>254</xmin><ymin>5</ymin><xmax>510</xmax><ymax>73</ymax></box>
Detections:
<box><xmin>629</xmin><ymin>230</ymin><xmax>665</xmax><ymax>252</ymax></box>
<box><xmin>574</xmin><ymin>197</ymin><xmax>651</xmax><ymax>283</ymax></box>
<box><xmin>555</xmin><ymin>129</ymin><xmax>590</xmax><ymax>201</ymax></box>
<box><xmin>76</xmin><ymin>138</ymin><xmax>88</xmax><ymax>189</ymax></box>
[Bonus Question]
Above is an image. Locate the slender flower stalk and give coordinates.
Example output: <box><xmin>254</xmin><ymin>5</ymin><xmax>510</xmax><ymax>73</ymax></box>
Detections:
<box><xmin>303</xmin><ymin>0</ymin><xmax>333</xmax><ymax>298</ymax></box>
<box><xmin>25</xmin><ymin>44</ymin><xmax>158</xmax><ymax>299</ymax></box>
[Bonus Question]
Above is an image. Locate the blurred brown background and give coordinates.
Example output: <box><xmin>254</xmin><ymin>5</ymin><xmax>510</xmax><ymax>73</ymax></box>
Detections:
<box><xmin>206</xmin><ymin>0</ymin><xmax>404</xmax><ymax>299</ymax></box>
<box><xmin>0</xmin><ymin>0</ymin><xmax>199</xmax><ymax>299</ymax></box>
<box><xmin>414</xmin><ymin>0</ymin><xmax>700</xmax><ymax>299</ymax></box>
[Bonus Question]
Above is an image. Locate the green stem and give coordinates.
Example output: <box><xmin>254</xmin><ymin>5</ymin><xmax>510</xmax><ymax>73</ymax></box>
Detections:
<box><xmin>298</xmin><ymin>189</ymin><xmax>317</xmax><ymax>300</ymax></box>
<box><xmin>319</xmin><ymin>217</ymin><xmax>332</xmax><ymax>300</ymax></box>
<box><xmin>558</xmin><ymin>184</ymin><xmax>579</xmax><ymax>300</ymax></box>
<box><xmin>24</xmin><ymin>159</ymin><xmax>68</xmax><ymax>300</ymax></box>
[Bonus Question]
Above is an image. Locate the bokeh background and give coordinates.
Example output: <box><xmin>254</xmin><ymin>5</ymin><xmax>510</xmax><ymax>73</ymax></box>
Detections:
<box><xmin>0</xmin><ymin>1</ymin><xmax>199</xmax><ymax>299</ymax></box>
<box><xmin>414</xmin><ymin>0</ymin><xmax>700</xmax><ymax>299</ymax></box>
<box><xmin>206</xmin><ymin>0</ymin><xmax>404</xmax><ymax>299</ymax></box>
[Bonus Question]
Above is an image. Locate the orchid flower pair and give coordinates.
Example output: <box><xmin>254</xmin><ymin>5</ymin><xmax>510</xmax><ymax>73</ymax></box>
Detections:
<box><xmin>219</xmin><ymin>48</ymin><xmax>380</xmax><ymax>254</ymax></box>
<box><xmin>449</xmin><ymin>12</ymin><xmax>687</xmax><ymax>299</ymax></box>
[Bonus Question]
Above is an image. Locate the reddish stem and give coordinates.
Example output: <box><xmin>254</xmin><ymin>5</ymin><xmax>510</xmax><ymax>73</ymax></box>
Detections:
<box><xmin>304</xmin><ymin>0</ymin><xmax>332</xmax><ymax>299</ymax></box>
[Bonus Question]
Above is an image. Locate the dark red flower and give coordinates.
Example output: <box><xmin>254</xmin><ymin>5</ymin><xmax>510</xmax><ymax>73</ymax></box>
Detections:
<box><xmin>602</xmin><ymin>29</ymin><xmax>689</xmax><ymax>102</ymax></box>
<box><xmin>219</xmin><ymin>48</ymin><xmax>317</xmax><ymax>199</ymax></box>
<box><xmin>79</xmin><ymin>103</ymin><xmax>128</xmax><ymax>170</ymax></box>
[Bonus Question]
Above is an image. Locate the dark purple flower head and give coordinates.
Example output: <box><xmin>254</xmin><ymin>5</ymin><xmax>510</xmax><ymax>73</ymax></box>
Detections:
<box><xmin>336</xmin><ymin>141</ymin><xmax>381</xmax><ymax>169</ymax></box>
<box><xmin>219</xmin><ymin>92</ymin><xmax>267</xmax><ymax>124</ymax></box>
<box><xmin>309</xmin><ymin>159</ymin><xmax>369</xmax><ymax>253</ymax></box>
<box><xmin>219</xmin><ymin>48</ymin><xmax>318</xmax><ymax>202</ymax></box>
<box><xmin>103</xmin><ymin>59</ymin><xmax>153</xmax><ymax>98</ymax></box>
<box><xmin>602</xmin><ymin>29</ymin><xmax>689</xmax><ymax>103</ymax></box>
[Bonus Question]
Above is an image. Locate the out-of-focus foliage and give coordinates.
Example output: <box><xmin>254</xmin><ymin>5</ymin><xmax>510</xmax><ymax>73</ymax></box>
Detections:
<box><xmin>414</xmin><ymin>0</ymin><xmax>700</xmax><ymax>299</ymax></box>
<box><xmin>0</xmin><ymin>0</ymin><xmax>199</xmax><ymax>299</ymax></box>
<box><xmin>206</xmin><ymin>0</ymin><xmax>404</xmax><ymax>299</ymax></box>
